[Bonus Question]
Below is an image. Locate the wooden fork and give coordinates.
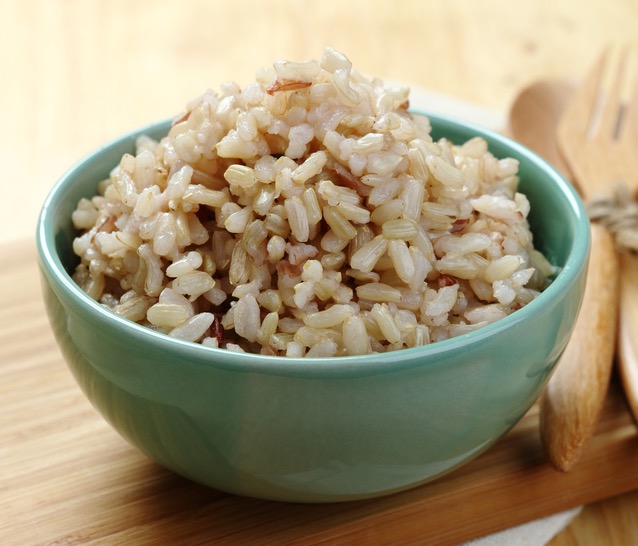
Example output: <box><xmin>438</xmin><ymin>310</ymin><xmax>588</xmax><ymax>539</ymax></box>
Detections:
<box><xmin>540</xmin><ymin>48</ymin><xmax>638</xmax><ymax>471</ymax></box>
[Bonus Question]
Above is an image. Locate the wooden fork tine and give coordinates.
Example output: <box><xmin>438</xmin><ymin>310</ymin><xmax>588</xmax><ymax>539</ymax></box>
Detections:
<box><xmin>559</xmin><ymin>49</ymin><xmax>609</xmax><ymax>142</ymax></box>
<box><xmin>598</xmin><ymin>47</ymin><xmax>628</xmax><ymax>140</ymax></box>
<box><xmin>621</xmin><ymin>53</ymin><xmax>638</xmax><ymax>142</ymax></box>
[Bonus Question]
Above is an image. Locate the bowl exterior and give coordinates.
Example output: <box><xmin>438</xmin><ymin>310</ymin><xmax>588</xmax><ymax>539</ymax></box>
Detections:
<box><xmin>37</xmin><ymin>116</ymin><xmax>589</xmax><ymax>502</ymax></box>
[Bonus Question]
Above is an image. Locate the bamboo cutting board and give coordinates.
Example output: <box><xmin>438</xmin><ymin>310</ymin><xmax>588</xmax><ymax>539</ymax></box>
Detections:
<box><xmin>3</xmin><ymin>238</ymin><xmax>638</xmax><ymax>546</ymax></box>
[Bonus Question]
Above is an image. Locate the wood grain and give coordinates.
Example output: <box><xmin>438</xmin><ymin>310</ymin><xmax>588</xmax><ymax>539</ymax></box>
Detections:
<box><xmin>2</xmin><ymin>238</ymin><xmax>638</xmax><ymax>545</ymax></box>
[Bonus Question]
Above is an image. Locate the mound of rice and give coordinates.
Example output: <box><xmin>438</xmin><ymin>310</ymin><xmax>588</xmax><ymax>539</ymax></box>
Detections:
<box><xmin>71</xmin><ymin>47</ymin><xmax>554</xmax><ymax>357</ymax></box>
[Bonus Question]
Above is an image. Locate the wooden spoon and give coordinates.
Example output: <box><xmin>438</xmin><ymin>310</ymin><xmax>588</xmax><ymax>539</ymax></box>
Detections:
<box><xmin>508</xmin><ymin>79</ymin><xmax>574</xmax><ymax>180</ymax></box>
<box><xmin>508</xmin><ymin>79</ymin><xmax>620</xmax><ymax>472</ymax></box>
<box><xmin>619</xmin><ymin>253</ymin><xmax>638</xmax><ymax>426</ymax></box>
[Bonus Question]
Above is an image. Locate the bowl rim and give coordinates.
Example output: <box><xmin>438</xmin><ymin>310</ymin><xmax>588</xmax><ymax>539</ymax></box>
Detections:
<box><xmin>36</xmin><ymin>112</ymin><xmax>591</xmax><ymax>376</ymax></box>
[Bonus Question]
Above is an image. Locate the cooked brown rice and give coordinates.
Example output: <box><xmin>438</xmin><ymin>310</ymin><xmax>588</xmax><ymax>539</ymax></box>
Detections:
<box><xmin>71</xmin><ymin>48</ymin><xmax>555</xmax><ymax>357</ymax></box>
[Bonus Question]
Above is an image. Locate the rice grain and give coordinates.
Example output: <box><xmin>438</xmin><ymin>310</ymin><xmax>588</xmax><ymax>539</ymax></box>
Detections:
<box><xmin>71</xmin><ymin>48</ymin><xmax>553</xmax><ymax>357</ymax></box>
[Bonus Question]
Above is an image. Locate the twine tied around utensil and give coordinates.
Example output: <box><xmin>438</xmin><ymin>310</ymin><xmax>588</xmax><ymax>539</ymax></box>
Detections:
<box><xmin>588</xmin><ymin>183</ymin><xmax>638</xmax><ymax>252</ymax></box>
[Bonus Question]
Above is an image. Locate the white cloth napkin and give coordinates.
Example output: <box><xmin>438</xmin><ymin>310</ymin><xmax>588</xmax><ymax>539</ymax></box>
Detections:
<box><xmin>462</xmin><ymin>507</ymin><xmax>582</xmax><ymax>545</ymax></box>
<box><xmin>394</xmin><ymin>82</ymin><xmax>508</xmax><ymax>133</ymax></box>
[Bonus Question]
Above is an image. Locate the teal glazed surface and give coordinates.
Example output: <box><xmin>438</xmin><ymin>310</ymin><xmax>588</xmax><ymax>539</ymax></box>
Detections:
<box><xmin>36</xmin><ymin>114</ymin><xmax>590</xmax><ymax>503</ymax></box>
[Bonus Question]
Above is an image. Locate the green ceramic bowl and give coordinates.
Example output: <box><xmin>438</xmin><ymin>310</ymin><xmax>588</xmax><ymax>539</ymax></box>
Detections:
<box><xmin>36</xmin><ymin>113</ymin><xmax>590</xmax><ymax>503</ymax></box>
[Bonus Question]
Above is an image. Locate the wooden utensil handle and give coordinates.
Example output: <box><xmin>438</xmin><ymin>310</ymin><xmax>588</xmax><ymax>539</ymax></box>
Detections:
<box><xmin>540</xmin><ymin>223</ymin><xmax>620</xmax><ymax>471</ymax></box>
<box><xmin>618</xmin><ymin>252</ymin><xmax>638</xmax><ymax>427</ymax></box>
